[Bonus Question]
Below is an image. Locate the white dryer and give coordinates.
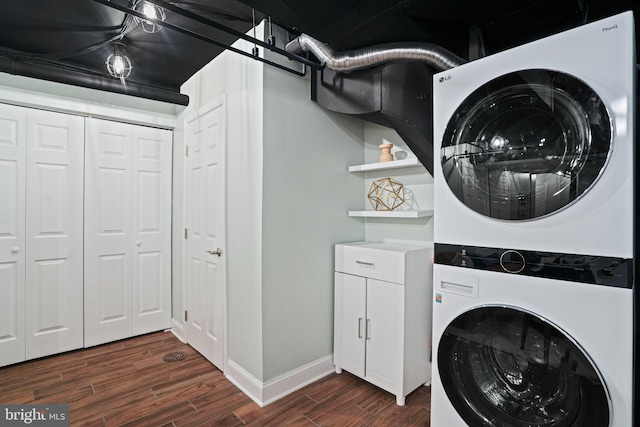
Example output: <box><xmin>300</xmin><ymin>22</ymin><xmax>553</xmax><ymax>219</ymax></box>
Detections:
<box><xmin>431</xmin><ymin>262</ymin><xmax>633</xmax><ymax>427</ymax></box>
<box><xmin>430</xmin><ymin>10</ymin><xmax>637</xmax><ymax>427</ymax></box>
<box><xmin>432</xmin><ymin>11</ymin><xmax>635</xmax><ymax>259</ymax></box>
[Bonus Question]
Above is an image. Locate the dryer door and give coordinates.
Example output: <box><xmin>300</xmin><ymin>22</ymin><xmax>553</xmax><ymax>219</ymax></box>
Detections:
<box><xmin>441</xmin><ymin>69</ymin><xmax>612</xmax><ymax>220</ymax></box>
<box><xmin>437</xmin><ymin>306</ymin><xmax>610</xmax><ymax>426</ymax></box>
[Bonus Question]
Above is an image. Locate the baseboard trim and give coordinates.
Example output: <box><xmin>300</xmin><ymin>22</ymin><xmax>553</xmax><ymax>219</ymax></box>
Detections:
<box><xmin>169</xmin><ymin>318</ymin><xmax>186</xmax><ymax>343</ymax></box>
<box><xmin>225</xmin><ymin>355</ymin><xmax>335</xmax><ymax>407</ymax></box>
<box><xmin>225</xmin><ymin>361</ymin><xmax>264</xmax><ymax>406</ymax></box>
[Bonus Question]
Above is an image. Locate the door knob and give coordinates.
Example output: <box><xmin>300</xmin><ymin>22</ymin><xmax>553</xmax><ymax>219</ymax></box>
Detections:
<box><xmin>206</xmin><ymin>248</ymin><xmax>223</xmax><ymax>257</ymax></box>
<box><xmin>11</xmin><ymin>246</ymin><xmax>20</xmax><ymax>254</ymax></box>
<box><xmin>136</xmin><ymin>240</ymin><xmax>142</xmax><ymax>246</ymax></box>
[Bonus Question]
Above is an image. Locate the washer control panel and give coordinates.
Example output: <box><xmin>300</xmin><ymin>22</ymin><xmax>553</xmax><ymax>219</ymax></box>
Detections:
<box><xmin>434</xmin><ymin>243</ymin><xmax>632</xmax><ymax>288</ymax></box>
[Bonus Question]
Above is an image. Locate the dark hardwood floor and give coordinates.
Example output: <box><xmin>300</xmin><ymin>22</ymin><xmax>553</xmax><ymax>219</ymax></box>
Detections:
<box><xmin>0</xmin><ymin>331</ymin><xmax>431</xmax><ymax>426</ymax></box>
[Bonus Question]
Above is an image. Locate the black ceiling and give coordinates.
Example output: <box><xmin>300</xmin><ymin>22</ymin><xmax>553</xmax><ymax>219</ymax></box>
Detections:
<box><xmin>0</xmin><ymin>0</ymin><xmax>261</xmax><ymax>104</ymax></box>
<box><xmin>0</xmin><ymin>0</ymin><xmax>637</xmax><ymax>105</ymax></box>
<box><xmin>241</xmin><ymin>0</ymin><xmax>640</xmax><ymax>55</ymax></box>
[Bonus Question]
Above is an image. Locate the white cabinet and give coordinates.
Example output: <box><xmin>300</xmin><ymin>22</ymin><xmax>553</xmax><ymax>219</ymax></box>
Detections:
<box><xmin>83</xmin><ymin>118</ymin><xmax>173</xmax><ymax>347</ymax></box>
<box><xmin>0</xmin><ymin>105</ymin><xmax>85</xmax><ymax>367</ymax></box>
<box><xmin>334</xmin><ymin>242</ymin><xmax>433</xmax><ymax>405</ymax></box>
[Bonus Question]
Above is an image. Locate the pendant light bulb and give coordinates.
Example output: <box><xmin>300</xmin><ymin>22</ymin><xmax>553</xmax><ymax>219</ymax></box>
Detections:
<box><xmin>134</xmin><ymin>0</ymin><xmax>166</xmax><ymax>33</ymax></box>
<box><xmin>143</xmin><ymin>2</ymin><xmax>156</xmax><ymax>18</ymax></box>
<box><xmin>113</xmin><ymin>55</ymin><xmax>125</xmax><ymax>76</ymax></box>
<box><xmin>106</xmin><ymin>44</ymin><xmax>132</xmax><ymax>81</ymax></box>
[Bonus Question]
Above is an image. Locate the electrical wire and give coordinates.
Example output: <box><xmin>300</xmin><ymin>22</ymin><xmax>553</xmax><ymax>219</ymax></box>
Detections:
<box><xmin>0</xmin><ymin>2</ymin><xmax>137</xmax><ymax>65</ymax></box>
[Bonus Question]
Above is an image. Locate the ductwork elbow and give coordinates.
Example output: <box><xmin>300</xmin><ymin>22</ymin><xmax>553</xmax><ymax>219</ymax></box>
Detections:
<box><xmin>285</xmin><ymin>33</ymin><xmax>466</xmax><ymax>72</ymax></box>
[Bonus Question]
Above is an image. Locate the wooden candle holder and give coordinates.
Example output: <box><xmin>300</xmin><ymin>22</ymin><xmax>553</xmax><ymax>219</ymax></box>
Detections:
<box><xmin>379</xmin><ymin>143</ymin><xmax>394</xmax><ymax>162</ymax></box>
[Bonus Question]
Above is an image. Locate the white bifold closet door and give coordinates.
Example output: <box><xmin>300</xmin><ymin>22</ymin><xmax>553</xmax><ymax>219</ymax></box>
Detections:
<box><xmin>0</xmin><ymin>104</ymin><xmax>84</xmax><ymax>367</ymax></box>
<box><xmin>0</xmin><ymin>104</ymin><xmax>26</xmax><ymax>366</ymax></box>
<box><xmin>84</xmin><ymin>118</ymin><xmax>172</xmax><ymax>347</ymax></box>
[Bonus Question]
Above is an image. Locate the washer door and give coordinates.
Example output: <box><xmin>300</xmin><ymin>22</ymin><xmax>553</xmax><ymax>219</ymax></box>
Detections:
<box><xmin>441</xmin><ymin>69</ymin><xmax>612</xmax><ymax>220</ymax></box>
<box><xmin>438</xmin><ymin>306</ymin><xmax>610</xmax><ymax>426</ymax></box>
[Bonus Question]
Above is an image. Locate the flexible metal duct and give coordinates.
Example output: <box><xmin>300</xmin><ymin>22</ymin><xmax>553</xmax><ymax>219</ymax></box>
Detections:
<box><xmin>285</xmin><ymin>33</ymin><xmax>466</xmax><ymax>72</ymax></box>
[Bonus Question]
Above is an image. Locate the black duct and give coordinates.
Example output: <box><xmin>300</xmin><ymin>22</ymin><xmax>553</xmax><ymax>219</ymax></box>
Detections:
<box><xmin>0</xmin><ymin>57</ymin><xmax>190</xmax><ymax>106</ymax></box>
<box><xmin>311</xmin><ymin>62</ymin><xmax>434</xmax><ymax>174</ymax></box>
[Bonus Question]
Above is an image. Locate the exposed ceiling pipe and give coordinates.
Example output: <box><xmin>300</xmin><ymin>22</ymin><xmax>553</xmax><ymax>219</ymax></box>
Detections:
<box><xmin>145</xmin><ymin>0</ymin><xmax>322</xmax><ymax>70</ymax></box>
<box><xmin>285</xmin><ymin>33</ymin><xmax>467</xmax><ymax>73</ymax></box>
<box><xmin>0</xmin><ymin>56</ymin><xmax>189</xmax><ymax>105</ymax></box>
<box><xmin>92</xmin><ymin>0</ymin><xmax>317</xmax><ymax>77</ymax></box>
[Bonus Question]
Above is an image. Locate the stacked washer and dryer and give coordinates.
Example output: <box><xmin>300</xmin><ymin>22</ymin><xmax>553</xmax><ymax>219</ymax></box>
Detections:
<box><xmin>431</xmin><ymin>11</ymin><xmax>636</xmax><ymax>427</ymax></box>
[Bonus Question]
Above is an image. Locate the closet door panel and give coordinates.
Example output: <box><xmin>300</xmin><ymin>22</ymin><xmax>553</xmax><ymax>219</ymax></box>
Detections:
<box><xmin>0</xmin><ymin>104</ymin><xmax>26</xmax><ymax>366</ymax></box>
<box><xmin>131</xmin><ymin>126</ymin><xmax>172</xmax><ymax>335</ymax></box>
<box><xmin>84</xmin><ymin>118</ymin><xmax>133</xmax><ymax>347</ymax></box>
<box><xmin>25</xmin><ymin>109</ymin><xmax>85</xmax><ymax>358</ymax></box>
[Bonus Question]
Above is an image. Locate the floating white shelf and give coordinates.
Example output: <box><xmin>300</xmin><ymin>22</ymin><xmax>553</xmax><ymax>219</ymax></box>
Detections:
<box><xmin>348</xmin><ymin>209</ymin><xmax>434</xmax><ymax>218</ymax></box>
<box><xmin>348</xmin><ymin>157</ymin><xmax>423</xmax><ymax>173</ymax></box>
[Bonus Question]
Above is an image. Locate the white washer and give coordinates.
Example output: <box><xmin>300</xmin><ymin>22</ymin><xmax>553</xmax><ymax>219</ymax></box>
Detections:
<box><xmin>432</xmin><ymin>11</ymin><xmax>635</xmax><ymax>259</ymax></box>
<box><xmin>431</xmin><ymin>264</ymin><xmax>633</xmax><ymax>427</ymax></box>
<box><xmin>430</xmin><ymin>11</ymin><xmax>636</xmax><ymax>427</ymax></box>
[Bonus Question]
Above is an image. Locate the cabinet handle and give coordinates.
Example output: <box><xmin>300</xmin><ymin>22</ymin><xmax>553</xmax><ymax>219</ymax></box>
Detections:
<box><xmin>355</xmin><ymin>260</ymin><xmax>375</xmax><ymax>267</ymax></box>
<box><xmin>358</xmin><ymin>318</ymin><xmax>363</xmax><ymax>338</ymax></box>
<box><xmin>366</xmin><ymin>319</ymin><xmax>371</xmax><ymax>340</ymax></box>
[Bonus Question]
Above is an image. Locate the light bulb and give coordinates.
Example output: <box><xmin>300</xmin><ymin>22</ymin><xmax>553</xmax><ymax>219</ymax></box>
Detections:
<box><xmin>106</xmin><ymin>50</ymin><xmax>131</xmax><ymax>80</ymax></box>
<box><xmin>113</xmin><ymin>55</ymin><xmax>125</xmax><ymax>76</ymax></box>
<box><xmin>133</xmin><ymin>0</ymin><xmax>165</xmax><ymax>33</ymax></box>
<box><xmin>142</xmin><ymin>2</ymin><xmax>157</xmax><ymax>20</ymax></box>
<box><xmin>490</xmin><ymin>135</ymin><xmax>506</xmax><ymax>150</ymax></box>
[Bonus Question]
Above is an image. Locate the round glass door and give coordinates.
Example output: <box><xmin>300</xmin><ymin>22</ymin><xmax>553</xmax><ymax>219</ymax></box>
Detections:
<box><xmin>441</xmin><ymin>69</ymin><xmax>612</xmax><ymax>220</ymax></box>
<box><xmin>438</xmin><ymin>306</ymin><xmax>611</xmax><ymax>426</ymax></box>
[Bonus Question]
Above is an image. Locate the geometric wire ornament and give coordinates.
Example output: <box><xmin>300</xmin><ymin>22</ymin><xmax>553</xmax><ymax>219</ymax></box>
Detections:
<box><xmin>367</xmin><ymin>177</ymin><xmax>406</xmax><ymax>211</ymax></box>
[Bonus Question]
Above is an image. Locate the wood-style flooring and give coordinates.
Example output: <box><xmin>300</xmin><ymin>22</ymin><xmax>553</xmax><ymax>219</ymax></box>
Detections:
<box><xmin>0</xmin><ymin>331</ymin><xmax>431</xmax><ymax>426</ymax></box>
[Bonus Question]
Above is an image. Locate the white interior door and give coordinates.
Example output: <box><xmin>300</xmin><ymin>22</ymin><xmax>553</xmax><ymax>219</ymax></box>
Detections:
<box><xmin>0</xmin><ymin>104</ymin><xmax>26</xmax><ymax>366</ymax></box>
<box><xmin>84</xmin><ymin>118</ymin><xmax>133</xmax><ymax>347</ymax></box>
<box><xmin>184</xmin><ymin>98</ymin><xmax>226</xmax><ymax>370</ymax></box>
<box><xmin>131</xmin><ymin>125</ymin><xmax>172</xmax><ymax>336</ymax></box>
<box><xmin>25</xmin><ymin>109</ymin><xmax>85</xmax><ymax>359</ymax></box>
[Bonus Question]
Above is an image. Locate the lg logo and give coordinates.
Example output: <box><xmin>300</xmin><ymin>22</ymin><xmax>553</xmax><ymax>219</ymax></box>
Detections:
<box><xmin>439</xmin><ymin>75</ymin><xmax>451</xmax><ymax>83</ymax></box>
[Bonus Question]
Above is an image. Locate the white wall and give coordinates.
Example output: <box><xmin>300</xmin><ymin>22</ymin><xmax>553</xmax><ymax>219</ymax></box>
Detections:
<box><xmin>0</xmin><ymin>73</ymin><xmax>181</xmax><ymax>127</ymax></box>
<box><xmin>179</xmin><ymin>23</ymin><xmax>366</xmax><ymax>385</ymax></box>
<box><xmin>362</xmin><ymin>123</ymin><xmax>435</xmax><ymax>245</ymax></box>
<box><xmin>261</xmin><ymin>25</ymin><xmax>365</xmax><ymax>381</ymax></box>
<box><xmin>179</xmin><ymin>32</ymin><xmax>267</xmax><ymax>379</ymax></box>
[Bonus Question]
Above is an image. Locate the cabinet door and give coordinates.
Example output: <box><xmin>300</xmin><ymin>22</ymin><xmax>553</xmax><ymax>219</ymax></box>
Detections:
<box><xmin>131</xmin><ymin>125</ymin><xmax>172</xmax><ymax>335</ymax></box>
<box><xmin>0</xmin><ymin>104</ymin><xmax>26</xmax><ymax>366</ymax></box>
<box><xmin>25</xmin><ymin>109</ymin><xmax>84</xmax><ymax>359</ymax></box>
<box><xmin>84</xmin><ymin>119</ymin><xmax>133</xmax><ymax>347</ymax></box>
<box><xmin>364</xmin><ymin>278</ymin><xmax>404</xmax><ymax>393</ymax></box>
<box><xmin>334</xmin><ymin>272</ymin><xmax>366</xmax><ymax>377</ymax></box>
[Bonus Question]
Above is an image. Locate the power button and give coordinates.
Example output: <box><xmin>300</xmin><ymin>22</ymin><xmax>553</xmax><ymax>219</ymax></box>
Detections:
<box><xmin>500</xmin><ymin>250</ymin><xmax>525</xmax><ymax>273</ymax></box>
